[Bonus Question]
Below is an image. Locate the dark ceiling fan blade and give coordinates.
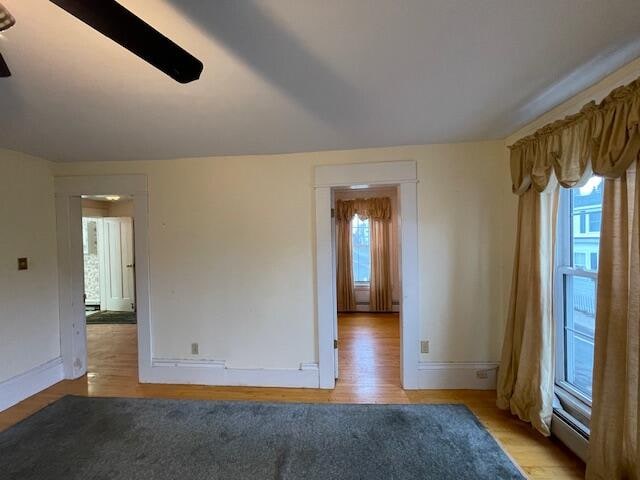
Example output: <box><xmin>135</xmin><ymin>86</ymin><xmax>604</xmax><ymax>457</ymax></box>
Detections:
<box><xmin>0</xmin><ymin>2</ymin><xmax>16</xmax><ymax>32</ymax></box>
<box><xmin>0</xmin><ymin>52</ymin><xmax>10</xmax><ymax>77</ymax></box>
<box><xmin>50</xmin><ymin>0</ymin><xmax>203</xmax><ymax>83</ymax></box>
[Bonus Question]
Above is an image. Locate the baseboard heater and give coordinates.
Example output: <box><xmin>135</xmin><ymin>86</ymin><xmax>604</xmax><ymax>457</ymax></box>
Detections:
<box><xmin>551</xmin><ymin>411</ymin><xmax>589</xmax><ymax>462</ymax></box>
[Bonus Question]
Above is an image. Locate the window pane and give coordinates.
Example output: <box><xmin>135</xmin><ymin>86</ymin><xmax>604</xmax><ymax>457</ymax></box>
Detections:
<box><xmin>565</xmin><ymin>275</ymin><xmax>596</xmax><ymax>397</ymax></box>
<box><xmin>571</xmin><ymin>176</ymin><xmax>603</xmax><ymax>271</ymax></box>
<box><xmin>351</xmin><ymin>215</ymin><xmax>370</xmax><ymax>282</ymax></box>
<box><xmin>588</xmin><ymin>212</ymin><xmax>601</xmax><ymax>232</ymax></box>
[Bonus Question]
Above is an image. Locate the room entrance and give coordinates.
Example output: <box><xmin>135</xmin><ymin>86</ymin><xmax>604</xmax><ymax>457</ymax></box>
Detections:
<box><xmin>81</xmin><ymin>195</ymin><xmax>138</xmax><ymax>381</ymax></box>
<box><xmin>332</xmin><ymin>187</ymin><xmax>401</xmax><ymax>388</ymax></box>
<box><xmin>55</xmin><ymin>174</ymin><xmax>151</xmax><ymax>384</ymax></box>
<box><xmin>314</xmin><ymin>160</ymin><xmax>419</xmax><ymax>390</ymax></box>
<box><xmin>82</xmin><ymin>196</ymin><xmax>136</xmax><ymax>322</ymax></box>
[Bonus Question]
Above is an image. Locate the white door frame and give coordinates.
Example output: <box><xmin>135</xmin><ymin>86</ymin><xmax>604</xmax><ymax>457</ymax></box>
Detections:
<box><xmin>314</xmin><ymin>160</ymin><xmax>419</xmax><ymax>389</ymax></box>
<box><xmin>55</xmin><ymin>175</ymin><xmax>152</xmax><ymax>382</ymax></box>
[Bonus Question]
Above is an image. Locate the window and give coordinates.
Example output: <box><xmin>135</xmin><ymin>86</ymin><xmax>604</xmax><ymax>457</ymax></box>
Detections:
<box><xmin>588</xmin><ymin>212</ymin><xmax>601</xmax><ymax>232</ymax></box>
<box><xmin>351</xmin><ymin>214</ymin><xmax>370</xmax><ymax>283</ymax></box>
<box><xmin>555</xmin><ymin>176</ymin><xmax>603</xmax><ymax>428</ymax></box>
<box><xmin>578</xmin><ymin>213</ymin><xmax>586</xmax><ymax>233</ymax></box>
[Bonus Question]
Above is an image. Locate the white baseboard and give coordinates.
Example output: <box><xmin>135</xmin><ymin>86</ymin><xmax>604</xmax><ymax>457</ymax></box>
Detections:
<box><xmin>354</xmin><ymin>305</ymin><xmax>401</xmax><ymax>312</ymax></box>
<box><xmin>144</xmin><ymin>358</ymin><xmax>320</xmax><ymax>388</ymax></box>
<box><xmin>417</xmin><ymin>362</ymin><xmax>498</xmax><ymax>389</ymax></box>
<box><xmin>0</xmin><ymin>357</ymin><xmax>65</xmax><ymax>412</ymax></box>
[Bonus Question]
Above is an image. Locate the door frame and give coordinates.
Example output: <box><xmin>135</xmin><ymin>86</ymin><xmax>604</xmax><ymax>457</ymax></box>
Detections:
<box><xmin>314</xmin><ymin>160</ymin><xmax>419</xmax><ymax>389</ymax></box>
<box><xmin>55</xmin><ymin>175</ymin><xmax>152</xmax><ymax>381</ymax></box>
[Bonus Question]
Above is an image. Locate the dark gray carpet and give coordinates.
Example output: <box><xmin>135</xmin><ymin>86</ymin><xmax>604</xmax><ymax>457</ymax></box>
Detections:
<box><xmin>0</xmin><ymin>396</ymin><xmax>524</xmax><ymax>480</ymax></box>
<box><xmin>86</xmin><ymin>311</ymin><xmax>136</xmax><ymax>324</ymax></box>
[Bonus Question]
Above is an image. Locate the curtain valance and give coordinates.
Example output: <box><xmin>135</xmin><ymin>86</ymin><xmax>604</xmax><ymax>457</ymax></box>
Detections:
<box><xmin>510</xmin><ymin>76</ymin><xmax>640</xmax><ymax>195</ymax></box>
<box><xmin>335</xmin><ymin>197</ymin><xmax>391</xmax><ymax>221</ymax></box>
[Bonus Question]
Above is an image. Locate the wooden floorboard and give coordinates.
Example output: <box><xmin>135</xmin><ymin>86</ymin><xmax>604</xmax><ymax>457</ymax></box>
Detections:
<box><xmin>0</xmin><ymin>313</ymin><xmax>585</xmax><ymax>479</ymax></box>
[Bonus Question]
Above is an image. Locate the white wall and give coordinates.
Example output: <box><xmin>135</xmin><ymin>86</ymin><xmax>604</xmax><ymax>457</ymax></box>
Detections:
<box><xmin>53</xmin><ymin>141</ymin><xmax>513</xmax><ymax>368</ymax></box>
<box><xmin>0</xmin><ymin>150</ymin><xmax>60</xmax><ymax>382</ymax></box>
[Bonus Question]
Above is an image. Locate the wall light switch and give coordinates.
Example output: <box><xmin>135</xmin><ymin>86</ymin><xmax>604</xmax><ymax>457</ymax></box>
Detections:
<box><xmin>17</xmin><ymin>257</ymin><xmax>28</xmax><ymax>270</ymax></box>
<box><xmin>191</xmin><ymin>343</ymin><xmax>199</xmax><ymax>355</ymax></box>
<box><xmin>420</xmin><ymin>340</ymin><xmax>429</xmax><ymax>354</ymax></box>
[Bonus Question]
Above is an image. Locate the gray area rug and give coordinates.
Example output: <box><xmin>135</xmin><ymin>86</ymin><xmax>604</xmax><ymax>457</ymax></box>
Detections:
<box><xmin>86</xmin><ymin>310</ymin><xmax>136</xmax><ymax>324</ymax></box>
<box><xmin>0</xmin><ymin>396</ymin><xmax>524</xmax><ymax>480</ymax></box>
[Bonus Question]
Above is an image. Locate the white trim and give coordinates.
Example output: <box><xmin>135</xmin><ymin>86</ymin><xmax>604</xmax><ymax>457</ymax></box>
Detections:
<box><xmin>0</xmin><ymin>357</ymin><xmax>64</xmax><ymax>412</ymax></box>
<box><xmin>315</xmin><ymin>160</ymin><xmax>417</xmax><ymax>187</ymax></box>
<box><xmin>55</xmin><ymin>175</ymin><xmax>152</xmax><ymax>383</ymax></box>
<box><xmin>314</xmin><ymin>160</ymin><xmax>420</xmax><ymax>389</ymax></box>
<box><xmin>417</xmin><ymin>362</ymin><xmax>499</xmax><ymax>390</ymax></box>
<box><xmin>315</xmin><ymin>186</ymin><xmax>335</xmax><ymax>388</ymax></box>
<box><xmin>152</xmin><ymin>358</ymin><xmax>227</xmax><ymax>368</ymax></box>
<box><xmin>55</xmin><ymin>194</ymin><xmax>85</xmax><ymax>379</ymax></box>
<box><xmin>147</xmin><ymin>358</ymin><xmax>319</xmax><ymax>388</ymax></box>
<box><xmin>398</xmin><ymin>179</ymin><xmax>420</xmax><ymax>389</ymax></box>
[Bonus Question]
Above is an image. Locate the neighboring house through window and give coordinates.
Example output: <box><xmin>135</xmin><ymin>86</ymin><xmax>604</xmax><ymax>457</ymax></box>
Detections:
<box><xmin>351</xmin><ymin>214</ymin><xmax>371</xmax><ymax>283</ymax></box>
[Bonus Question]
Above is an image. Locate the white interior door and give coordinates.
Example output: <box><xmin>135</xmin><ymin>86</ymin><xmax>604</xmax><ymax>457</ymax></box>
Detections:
<box><xmin>103</xmin><ymin>217</ymin><xmax>135</xmax><ymax>312</ymax></box>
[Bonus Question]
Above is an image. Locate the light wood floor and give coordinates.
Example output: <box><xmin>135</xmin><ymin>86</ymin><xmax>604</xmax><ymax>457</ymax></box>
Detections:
<box><xmin>0</xmin><ymin>313</ymin><xmax>584</xmax><ymax>479</ymax></box>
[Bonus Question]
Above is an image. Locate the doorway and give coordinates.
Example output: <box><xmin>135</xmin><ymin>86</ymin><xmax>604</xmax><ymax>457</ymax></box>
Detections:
<box><xmin>314</xmin><ymin>160</ymin><xmax>419</xmax><ymax>390</ymax></box>
<box><xmin>81</xmin><ymin>195</ymin><xmax>137</xmax><ymax>379</ymax></box>
<box><xmin>333</xmin><ymin>187</ymin><xmax>401</xmax><ymax>388</ymax></box>
<box><xmin>55</xmin><ymin>174</ymin><xmax>151</xmax><ymax>383</ymax></box>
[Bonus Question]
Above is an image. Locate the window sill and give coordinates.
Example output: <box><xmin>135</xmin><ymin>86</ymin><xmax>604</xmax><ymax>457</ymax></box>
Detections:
<box><xmin>555</xmin><ymin>384</ymin><xmax>591</xmax><ymax>426</ymax></box>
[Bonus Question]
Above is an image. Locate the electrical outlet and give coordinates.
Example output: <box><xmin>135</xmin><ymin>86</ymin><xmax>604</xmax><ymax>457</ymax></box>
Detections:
<box><xmin>420</xmin><ymin>340</ymin><xmax>429</xmax><ymax>354</ymax></box>
<box><xmin>476</xmin><ymin>369</ymin><xmax>488</xmax><ymax>379</ymax></box>
<box><xmin>191</xmin><ymin>343</ymin><xmax>199</xmax><ymax>355</ymax></box>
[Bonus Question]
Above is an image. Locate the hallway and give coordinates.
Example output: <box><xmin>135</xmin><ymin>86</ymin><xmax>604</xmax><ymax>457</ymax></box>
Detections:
<box><xmin>334</xmin><ymin>312</ymin><xmax>404</xmax><ymax>402</ymax></box>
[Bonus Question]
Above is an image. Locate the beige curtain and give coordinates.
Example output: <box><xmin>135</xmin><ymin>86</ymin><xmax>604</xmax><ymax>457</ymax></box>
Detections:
<box><xmin>497</xmin><ymin>187</ymin><xmax>559</xmax><ymax>436</ymax></box>
<box><xmin>336</xmin><ymin>213</ymin><xmax>356</xmax><ymax>312</ymax></box>
<box><xmin>369</xmin><ymin>216</ymin><xmax>392</xmax><ymax>311</ymax></box>
<box><xmin>336</xmin><ymin>197</ymin><xmax>393</xmax><ymax>312</ymax></box>
<box><xmin>506</xmin><ymin>74</ymin><xmax>640</xmax><ymax>472</ymax></box>
<box><xmin>587</xmin><ymin>162</ymin><xmax>639</xmax><ymax>479</ymax></box>
<box><xmin>510</xmin><ymin>77</ymin><xmax>640</xmax><ymax>194</ymax></box>
<box><xmin>336</xmin><ymin>197</ymin><xmax>391</xmax><ymax>221</ymax></box>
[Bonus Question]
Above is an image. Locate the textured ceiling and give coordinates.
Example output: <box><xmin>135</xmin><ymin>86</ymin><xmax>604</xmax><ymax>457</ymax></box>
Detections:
<box><xmin>1</xmin><ymin>0</ymin><xmax>640</xmax><ymax>162</ymax></box>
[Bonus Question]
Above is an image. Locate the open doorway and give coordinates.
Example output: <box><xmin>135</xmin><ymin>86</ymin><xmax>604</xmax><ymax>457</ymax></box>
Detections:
<box><xmin>314</xmin><ymin>161</ymin><xmax>419</xmax><ymax>389</ymax></box>
<box><xmin>81</xmin><ymin>195</ymin><xmax>137</xmax><ymax>380</ymax></box>
<box><xmin>333</xmin><ymin>186</ymin><xmax>401</xmax><ymax>389</ymax></box>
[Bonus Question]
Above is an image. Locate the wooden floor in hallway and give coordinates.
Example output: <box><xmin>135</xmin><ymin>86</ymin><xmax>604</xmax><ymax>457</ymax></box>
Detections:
<box><xmin>0</xmin><ymin>313</ymin><xmax>585</xmax><ymax>479</ymax></box>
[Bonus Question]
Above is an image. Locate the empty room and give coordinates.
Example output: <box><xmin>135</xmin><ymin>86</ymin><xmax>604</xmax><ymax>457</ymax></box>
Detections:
<box><xmin>0</xmin><ymin>1</ymin><xmax>639</xmax><ymax>479</ymax></box>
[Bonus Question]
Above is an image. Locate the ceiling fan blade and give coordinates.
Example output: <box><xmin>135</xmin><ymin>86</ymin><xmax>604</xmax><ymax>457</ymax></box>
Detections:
<box><xmin>50</xmin><ymin>0</ymin><xmax>203</xmax><ymax>83</ymax></box>
<box><xmin>0</xmin><ymin>52</ymin><xmax>10</xmax><ymax>77</ymax></box>
<box><xmin>0</xmin><ymin>2</ymin><xmax>16</xmax><ymax>32</ymax></box>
